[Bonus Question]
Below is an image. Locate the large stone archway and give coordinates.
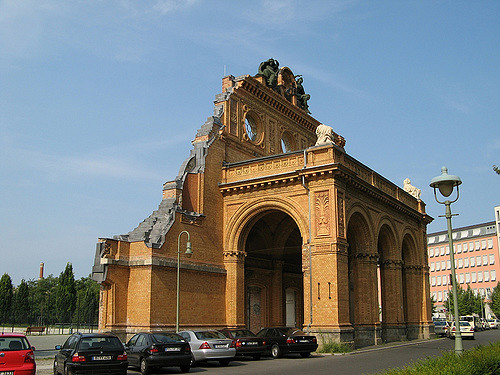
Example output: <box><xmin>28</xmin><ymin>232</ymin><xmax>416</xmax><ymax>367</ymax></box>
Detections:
<box><xmin>242</xmin><ymin>210</ymin><xmax>303</xmax><ymax>332</ymax></box>
<box><xmin>93</xmin><ymin>62</ymin><xmax>433</xmax><ymax>346</ymax></box>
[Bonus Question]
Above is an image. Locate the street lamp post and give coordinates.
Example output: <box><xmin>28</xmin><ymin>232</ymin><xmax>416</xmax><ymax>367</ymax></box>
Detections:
<box><xmin>176</xmin><ymin>231</ymin><xmax>193</xmax><ymax>332</ymax></box>
<box><xmin>430</xmin><ymin>166</ymin><xmax>463</xmax><ymax>354</ymax></box>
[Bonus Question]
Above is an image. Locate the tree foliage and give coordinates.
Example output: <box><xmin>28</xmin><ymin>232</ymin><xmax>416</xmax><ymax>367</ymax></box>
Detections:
<box><xmin>56</xmin><ymin>263</ymin><xmax>77</xmax><ymax>322</ymax></box>
<box><xmin>445</xmin><ymin>284</ymin><xmax>483</xmax><ymax>317</ymax></box>
<box><xmin>14</xmin><ymin>279</ymin><xmax>30</xmax><ymax>323</ymax></box>
<box><xmin>491</xmin><ymin>282</ymin><xmax>500</xmax><ymax>318</ymax></box>
<box><xmin>0</xmin><ymin>270</ymin><xmax>99</xmax><ymax>326</ymax></box>
<box><xmin>0</xmin><ymin>273</ymin><xmax>14</xmax><ymax>324</ymax></box>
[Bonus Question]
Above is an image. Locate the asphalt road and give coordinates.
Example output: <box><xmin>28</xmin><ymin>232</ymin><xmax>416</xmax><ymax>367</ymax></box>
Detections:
<box><xmin>35</xmin><ymin>329</ymin><xmax>500</xmax><ymax>375</ymax></box>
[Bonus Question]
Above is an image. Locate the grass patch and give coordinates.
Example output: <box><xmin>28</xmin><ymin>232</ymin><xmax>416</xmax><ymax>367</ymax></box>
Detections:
<box><xmin>376</xmin><ymin>341</ymin><xmax>500</xmax><ymax>375</ymax></box>
<box><xmin>317</xmin><ymin>341</ymin><xmax>353</xmax><ymax>354</ymax></box>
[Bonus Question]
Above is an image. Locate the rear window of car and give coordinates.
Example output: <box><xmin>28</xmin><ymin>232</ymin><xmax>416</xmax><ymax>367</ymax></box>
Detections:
<box><xmin>230</xmin><ymin>330</ymin><xmax>256</xmax><ymax>338</ymax></box>
<box><xmin>277</xmin><ymin>328</ymin><xmax>305</xmax><ymax>336</ymax></box>
<box><xmin>0</xmin><ymin>337</ymin><xmax>30</xmax><ymax>351</ymax></box>
<box><xmin>194</xmin><ymin>331</ymin><xmax>227</xmax><ymax>340</ymax></box>
<box><xmin>78</xmin><ymin>337</ymin><xmax>123</xmax><ymax>350</ymax></box>
<box><xmin>152</xmin><ymin>333</ymin><xmax>184</xmax><ymax>343</ymax></box>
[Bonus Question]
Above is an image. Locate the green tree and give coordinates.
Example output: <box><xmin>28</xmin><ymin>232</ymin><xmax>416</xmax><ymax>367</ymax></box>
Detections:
<box><xmin>445</xmin><ymin>284</ymin><xmax>483</xmax><ymax>317</ymax></box>
<box><xmin>491</xmin><ymin>282</ymin><xmax>500</xmax><ymax>318</ymax></box>
<box><xmin>73</xmin><ymin>276</ymin><xmax>99</xmax><ymax>325</ymax></box>
<box><xmin>29</xmin><ymin>275</ymin><xmax>58</xmax><ymax>325</ymax></box>
<box><xmin>56</xmin><ymin>263</ymin><xmax>76</xmax><ymax>323</ymax></box>
<box><xmin>14</xmin><ymin>279</ymin><xmax>30</xmax><ymax>324</ymax></box>
<box><xmin>0</xmin><ymin>273</ymin><xmax>14</xmax><ymax>324</ymax></box>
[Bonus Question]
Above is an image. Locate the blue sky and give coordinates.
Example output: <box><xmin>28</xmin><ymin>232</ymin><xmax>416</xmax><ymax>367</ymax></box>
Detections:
<box><xmin>1</xmin><ymin>1</ymin><xmax>498</xmax><ymax>285</ymax></box>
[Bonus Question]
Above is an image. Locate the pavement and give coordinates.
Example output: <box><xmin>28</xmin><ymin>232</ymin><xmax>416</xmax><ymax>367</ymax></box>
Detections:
<box><xmin>25</xmin><ymin>333</ymin><xmax>437</xmax><ymax>373</ymax></box>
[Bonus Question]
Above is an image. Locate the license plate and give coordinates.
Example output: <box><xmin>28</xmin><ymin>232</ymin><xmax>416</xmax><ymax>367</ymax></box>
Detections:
<box><xmin>165</xmin><ymin>347</ymin><xmax>181</xmax><ymax>352</ymax></box>
<box><xmin>0</xmin><ymin>372</ymin><xmax>14</xmax><ymax>375</ymax></box>
<box><xmin>214</xmin><ymin>344</ymin><xmax>227</xmax><ymax>349</ymax></box>
<box><xmin>93</xmin><ymin>355</ymin><xmax>112</xmax><ymax>360</ymax></box>
<box><xmin>299</xmin><ymin>340</ymin><xmax>309</xmax><ymax>343</ymax></box>
<box><xmin>247</xmin><ymin>342</ymin><xmax>258</xmax><ymax>345</ymax></box>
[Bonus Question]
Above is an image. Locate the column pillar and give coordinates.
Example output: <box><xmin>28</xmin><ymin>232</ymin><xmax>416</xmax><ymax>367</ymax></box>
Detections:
<box><xmin>270</xmin><ymin>260</ymin><xmax>283</xmax><ymax>326</ymax></box>
<box><xmin>380</xmin><ymin>260</ymin><xmax>406</xmax><ymax>342</ymax></box>
<box><xmin>352</xmin><ymin>253</ymin><xmax>381</xmax><ymax>347</ymax></box>
<box><xmin>223</xmin><ymin>250</ymin><xmax>246</xmax><ymax>327</ymax></box>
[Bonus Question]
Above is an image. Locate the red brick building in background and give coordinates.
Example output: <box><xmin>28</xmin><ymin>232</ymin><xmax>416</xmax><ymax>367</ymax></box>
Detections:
<box><xmin>427</xmin><ymin>205</ymin><xmax>500</xmax><ymax>319</ymax></box>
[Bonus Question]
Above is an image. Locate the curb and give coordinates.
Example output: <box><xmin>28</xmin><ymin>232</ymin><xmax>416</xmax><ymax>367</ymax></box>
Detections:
<box><xmin>315</xmin><ymin>338</ymin><xmax>446</xmax><ymax>356</ymax></box>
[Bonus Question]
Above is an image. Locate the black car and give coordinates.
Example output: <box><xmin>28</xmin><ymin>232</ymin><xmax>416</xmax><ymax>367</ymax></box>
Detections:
<box><xmin>256</xmin><ymin>327</ymin><xmax>318</xmax><ymax>358</ymax></box>
<box><xmin>125</xmin><ymin>332</ymin><xmax>191</xmax><ymax>374</ymax></box>
<box><xmin>53</xmin><ymin>332</ymin><xmax>128</xmax><ymax>375</ymax></box>
<box><xmin>219</xmin><ymin>328</ymin><xmax>266</xmax><ymax>360</ymax></box>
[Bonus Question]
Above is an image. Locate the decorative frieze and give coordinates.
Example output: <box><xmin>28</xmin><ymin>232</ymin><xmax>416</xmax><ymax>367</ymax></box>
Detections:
<box><xmin>315</xmin><ymin>191</ymin><xmax>331</xmax><ymax>236</ymax></box>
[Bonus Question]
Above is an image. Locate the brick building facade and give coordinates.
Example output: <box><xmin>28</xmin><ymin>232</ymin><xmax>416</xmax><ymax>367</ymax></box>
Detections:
<box><xmin>428</xmin><ymin>206</ymin><xmax>500</xmax><ymax>317</ymax></box>
<box><xmin>92</xmin><ymin>61</ymin><xmax>434</xmax><ymax>347</ymax></box>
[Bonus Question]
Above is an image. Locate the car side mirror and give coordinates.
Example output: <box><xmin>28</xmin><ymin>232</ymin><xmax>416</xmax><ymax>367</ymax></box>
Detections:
<box><xmin>31</xmin><ymin>346</ymin><xmax>36</xmax><ymax>351</ymax></box>
<box><xmin>55</xmin><ymin>345</ymin><xmax>61</xmax><ymax>350</ymax></box>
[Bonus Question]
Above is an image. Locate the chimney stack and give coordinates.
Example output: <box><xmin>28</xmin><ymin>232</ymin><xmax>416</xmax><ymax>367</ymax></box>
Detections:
<box><xmin>39</xmin><ymin>262</ymin><xmax>44</xmax><ymax>279</ymax></box>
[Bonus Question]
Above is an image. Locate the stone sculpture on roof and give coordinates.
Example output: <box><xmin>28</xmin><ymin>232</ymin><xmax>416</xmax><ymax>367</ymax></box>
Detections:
<box><xmin>403</xmin><ymin>178</ymin><xmax>421</xmax><ymax>200</ymax></box>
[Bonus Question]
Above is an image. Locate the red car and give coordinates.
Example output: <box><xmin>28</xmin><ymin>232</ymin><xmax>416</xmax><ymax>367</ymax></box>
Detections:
<box><xmin>0</xmin><ymin>333</ymin><xmax>36</xmax><ymax>375</ymax></box>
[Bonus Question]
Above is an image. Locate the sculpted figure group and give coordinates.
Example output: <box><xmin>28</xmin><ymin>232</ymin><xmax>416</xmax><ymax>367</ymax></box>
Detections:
<box><xmin>257</xmin><ymin>59</ymin><xmax>310</xmax><ymax>113</ymax></box>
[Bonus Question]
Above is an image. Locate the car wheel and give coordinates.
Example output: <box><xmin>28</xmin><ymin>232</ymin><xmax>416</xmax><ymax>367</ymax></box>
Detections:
<box><xmin>271</xmin><ymin>343</ymin><xmax>281</xmax><ymax>359</ymax></box>
<box><xmin>189</xmin><ymin>353</ymin><xmax>197</xmax><ymax>367</ymax></box>
<box><xmin>180</xmin><ymin>364</ymin><xmax>190</xmax><ymax>373</ymax></box>
<box><xmin>53</xmin><ymin>360</ymin><xmax>59</xmax><ymax>375</ymax></box>
<box><xmin>300</xmin><ymin>352</ymin><xmax>311</xmax><ymax>358</ymax></box>
<box><xmin>219</xmin><ymin>358</ymin><xmax>230</xmax><ymax>367</ymax></box>
<box><xmin>140</xmin><ymin>358</ymin><xmax>149</xmax><ymax>375</ymax></box>
<box><xmin>252</xmin><ymin>354</ymin><xmax>261</xmax><ymax>360</ymax></box>
<box><xmin>64</xmin><ymin>364</ymin><xmax>71</xmax><ymax>375</ymax></box>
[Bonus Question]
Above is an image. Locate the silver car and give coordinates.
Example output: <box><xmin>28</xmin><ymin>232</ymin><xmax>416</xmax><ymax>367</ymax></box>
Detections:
<box><xmin>178</xmin><ymin>330</ymin><xmax>236</xmax><ymax>367</ymax></box>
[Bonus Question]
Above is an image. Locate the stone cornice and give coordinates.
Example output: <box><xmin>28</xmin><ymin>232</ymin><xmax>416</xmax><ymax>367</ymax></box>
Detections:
<box><xmin>100</xmin><ymin>257</ymin><xmax>226</xmax><ymax>274</ymax></box>
<box><xmin>235</xmin><ymin>75</ymin><xmax>320</xmax><ymax>134</ymax></box>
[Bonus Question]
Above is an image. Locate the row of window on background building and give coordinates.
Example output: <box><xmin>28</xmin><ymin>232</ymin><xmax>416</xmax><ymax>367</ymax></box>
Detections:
<box><xmin>431</xmin><ymin>270</ymin><xmax>497</xmax><ymax>288</ymax></box>
<box><xmin>429</xmin><ymin>238</ymin><xmax>494</xmax><ymax>257</ymax></box>
<box><xmin>429</xmin><ymin>254</ymin><xmax>495</xmax><ymax>271</ymax></box>
<box><xmin>432</xmin><ymin>287</ymin><xmax>492</xmax><ymax>303</ymax></box>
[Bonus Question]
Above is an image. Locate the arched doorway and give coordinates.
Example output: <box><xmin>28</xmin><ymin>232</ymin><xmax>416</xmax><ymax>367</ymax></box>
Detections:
<box><xmin>243</xmin><ymin>210</ymin><xmax>303</xmax><ymax>332</ymax></box>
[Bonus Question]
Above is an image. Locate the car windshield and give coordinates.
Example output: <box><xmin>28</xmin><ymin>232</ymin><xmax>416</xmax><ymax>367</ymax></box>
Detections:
<box><xmin>229</xmin><ymin>330</ymin><xmax>256</xmax><ymax>338</ymax></box>
<box><xmin>434</xmin><ymin>321</ymin><xmax>446</xmax><ymax>326</ymax></box>
<box><xmin>0</xmin><ymin>337</ymin><xmax>30</xmax><ymax>351</ymax></box>
<box><xmin>152</xmin><ymin>333</ymin><xmax>184</xmax><ymax>343</ymax></box>
<box><xmin>78</xmin><ymin>337</ymin><xmax>123</xmax><ymax>350</ymax></box>
<box><xmin>276</xmin><ymin>328</ymin><xmax>305</xmax><ymax>336</ymax></box>
<box><xmin>194</xmin><ymin>331</ymin><xmax>227</xmax><ymax>340</ymax></box>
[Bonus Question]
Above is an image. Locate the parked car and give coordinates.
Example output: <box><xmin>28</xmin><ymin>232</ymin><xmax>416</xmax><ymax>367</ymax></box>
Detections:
<box><xmin>125</xmin><ymin>332</ymin><xmax>191</xmax><ymax>374</ymax></box>
<box><xmin>54</xmin><ymin>332</ymin><xmax>128</xmax><ymax>375</ymax></box>
<box><xmin>480</xmin><ymin>318</ymin><xmax>490</xmax><ymax>330</ymax></box>
<box><xmin>256</xmin><ymin>327</ymin><xmax>318</xmax><ymax>358</ymax></box>
<box><xmin>0</xmin><ymin>332</ymin><xmax>36</xmax><ymax>375</ymax></box>
<box><xmin>219</xmin><ymin>328</ymin><xmax>266</xmax><ymax>360</ymax></box>
<box><xmin>433</xmin><ymin>320</ymin><xmax>449</xmax><ymax>336</ymax></box>
<box><xmin>447</xmin><ymin>321</ymin><xmax>475</xmax><ymax>339</ymax></box>
<box><xmin>177</xmin><ymin>330</ymin><xmax>235</xmax><ymax>367</ymax></box>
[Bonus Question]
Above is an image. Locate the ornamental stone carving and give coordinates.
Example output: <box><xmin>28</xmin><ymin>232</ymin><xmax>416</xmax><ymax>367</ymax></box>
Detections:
<box><xmin>403</xmin><ymin>178</ymin><xmax>421</xmax><ymax>200</ymax></box>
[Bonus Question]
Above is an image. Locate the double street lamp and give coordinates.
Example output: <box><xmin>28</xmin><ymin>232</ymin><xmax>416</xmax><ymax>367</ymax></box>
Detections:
<box><xmin>176</xmin><ymin>231</ymin><xmax>193</xmax><ymax>332</ymax></box>
<box><xmin>430</xmin><ymin>166</ymin><xmax>463</xmax><ymax>354</ymax></box>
